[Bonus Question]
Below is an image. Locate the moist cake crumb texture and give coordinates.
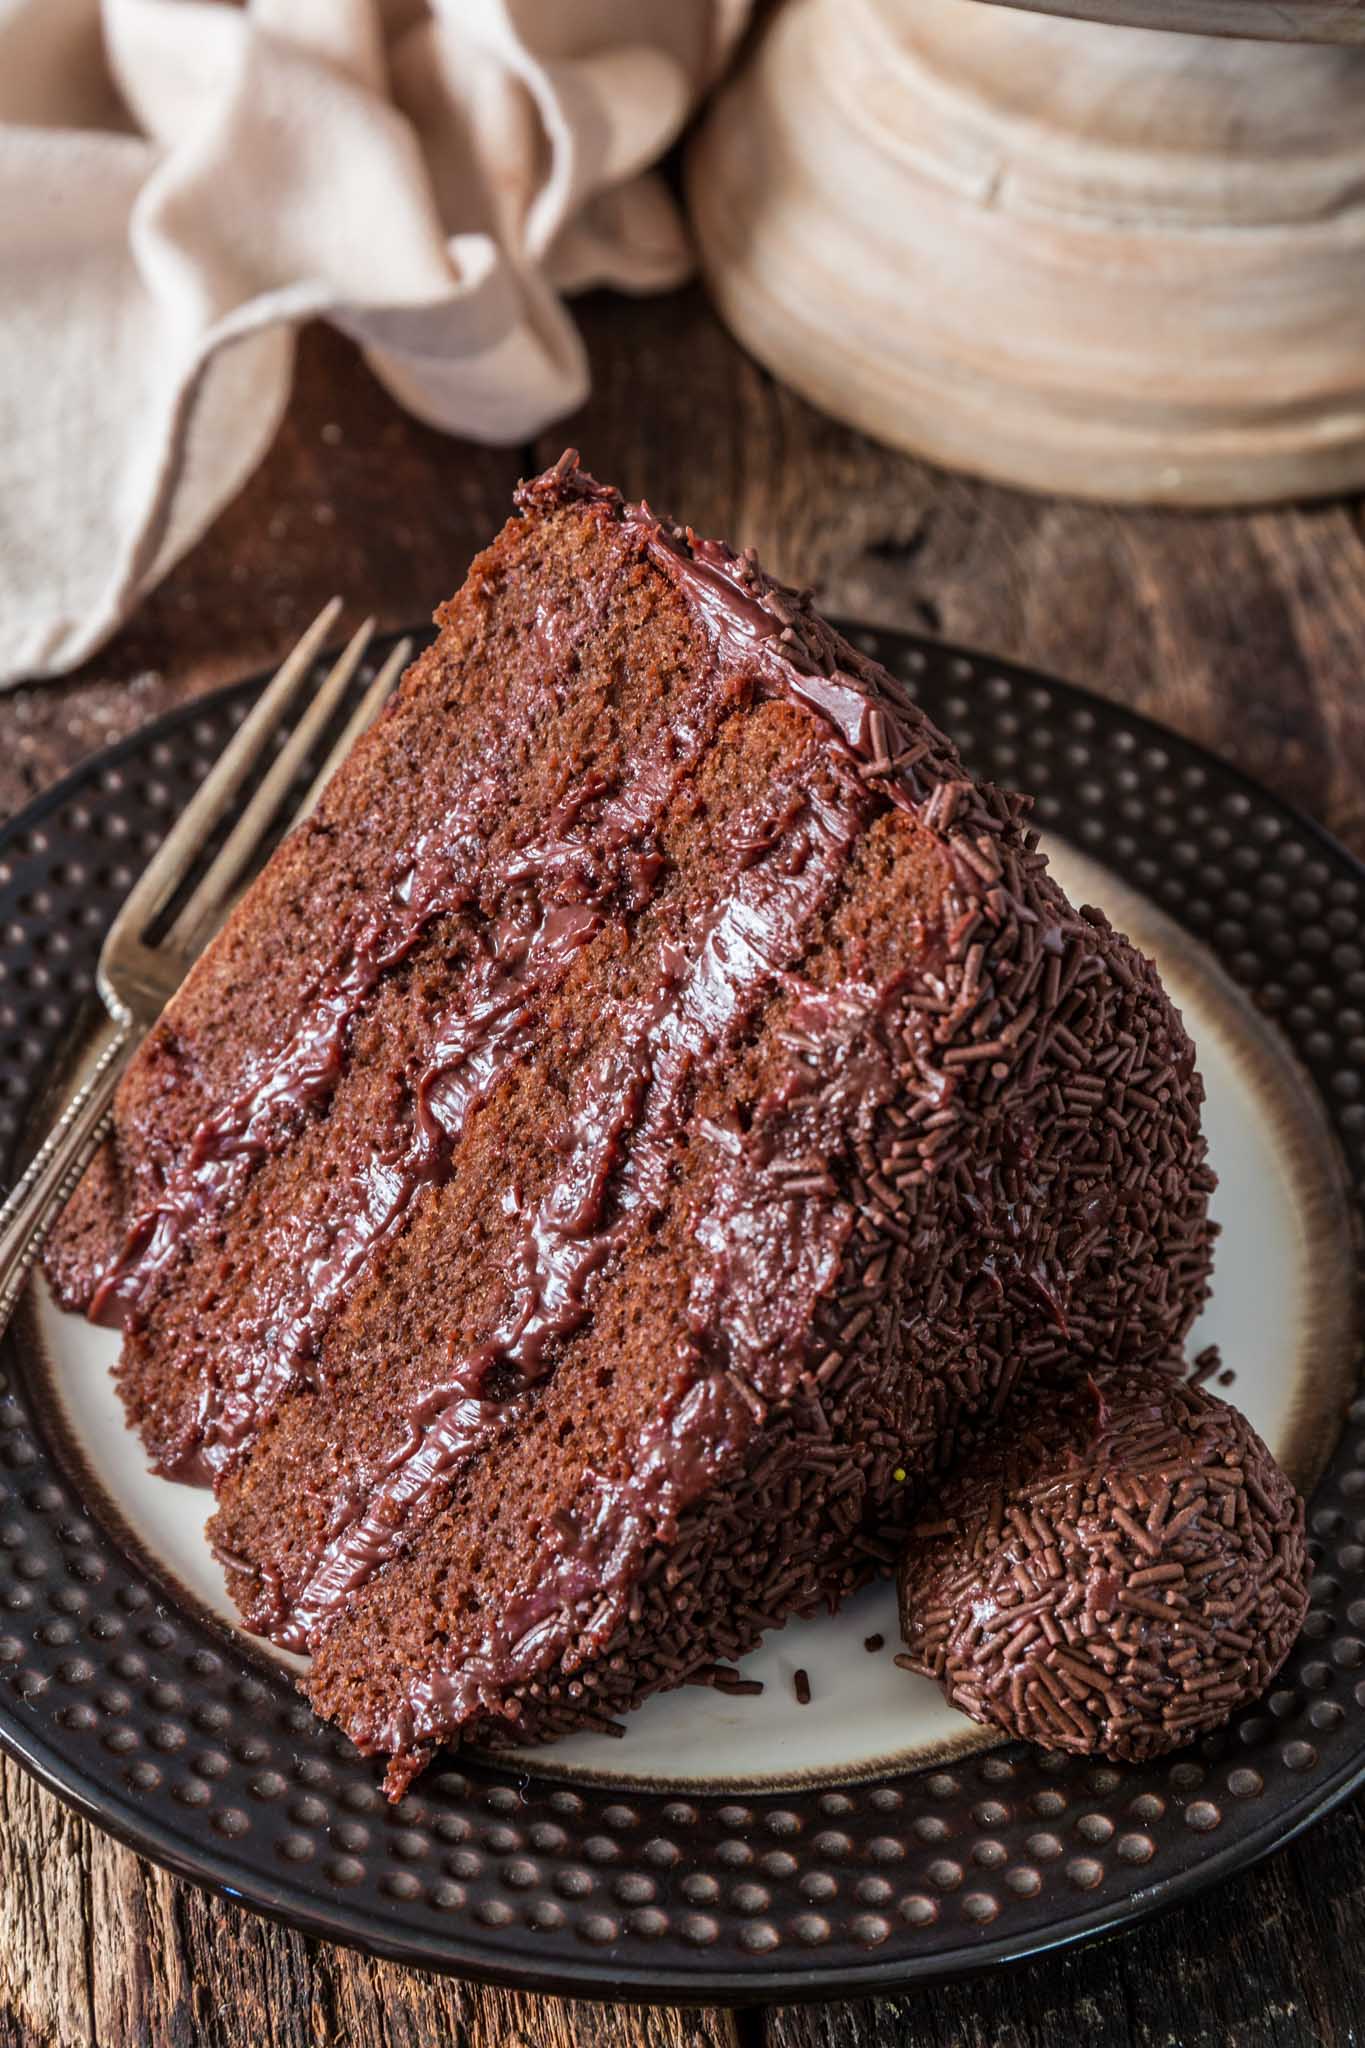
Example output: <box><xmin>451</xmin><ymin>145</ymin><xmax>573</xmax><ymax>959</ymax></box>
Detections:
<box><xmin>45</xmin><ymin>452</ymin><xmax>1216</xmax><ymax>1796</ymax></box>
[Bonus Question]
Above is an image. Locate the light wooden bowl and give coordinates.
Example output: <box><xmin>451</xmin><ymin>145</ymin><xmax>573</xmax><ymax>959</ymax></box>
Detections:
<box><xmin>985</xmin><ymin>0</ymin><xmax>1365</xmax><ymax>42</ymax></box>
<box><xmin>687</xmin><ymin>0</ymin><xmax>1365</xmax><ymax>505</ymax></box>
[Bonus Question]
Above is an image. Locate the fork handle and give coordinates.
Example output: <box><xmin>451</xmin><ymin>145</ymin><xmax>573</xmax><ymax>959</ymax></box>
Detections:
<box><xmin>0</xmin><ymin>1023</ymin><xmax>132</xmax><ymax>1333</ymax></box>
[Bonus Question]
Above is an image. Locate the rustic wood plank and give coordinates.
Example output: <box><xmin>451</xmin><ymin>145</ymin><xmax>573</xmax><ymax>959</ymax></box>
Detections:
<box><xmin>0</xmin><ymin>1756</ymin><xmax>97</xmax><ymax>2048</ymax></box>
<box><xmin>3</xmin><ymin>286</ymin><xmax>1364</xmax><ymax>2046</ymax></box>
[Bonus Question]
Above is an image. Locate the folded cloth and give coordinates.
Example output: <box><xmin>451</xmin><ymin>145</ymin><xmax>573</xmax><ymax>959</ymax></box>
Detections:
<box><xmin>0</xmin><ymin>0</ymin><xmax>749</xmax><ymax>685</ymax></box>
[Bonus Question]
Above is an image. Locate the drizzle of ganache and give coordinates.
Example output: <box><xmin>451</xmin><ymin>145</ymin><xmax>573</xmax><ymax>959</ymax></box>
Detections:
<box><xmin>190</xmin><ymin>898</ymin><xmax>604</xmax><ymax>1481</ymax></box>
<box><xmin>87</xmin><ymin>560</ymin><xmax>632</xmax><ymax>1340</ymax></box>
<box><xmin>368</xmin><ymin>985</ymin><xmax>894</xmax><ymax>1768</ymax></box>
<box><xmin>92</xmin><ymin>477</ymin><xmax>937</xmax><ymax>1388</ymax></box>
<box><xmin>180</xmin><ymin>515</ymin><xmax>938</xmax><ymax>1500</ymax></box>
<box><xmin>98</xmin><ymin>468</ymin><xmax>968</xmax><ymax>1719</ymax></box>
<box><xmin>89</xmin><ymin>661</ymin><xmax>718</xmax><ymax>1477</ymax></box>
<box><xmin>87</xmin><ymin>782</ymin><xmax>499</xmax><ymax>1333</ymax></box>
<box><xmin>377</xmin><ymin>1369</ymin><xmax>756</xmax><ymax>1765</ymax></box>
<box><xmin>264</xmin><ymin>775</ymin><xmax>867</xmax><ymax>1652</ymax></box>
<box><xmin>619</xmin><ymin>510</ymin><xmax>932</xmax><ymax>811</ymax></box>
<box><xmin>532</xmin><ymin>457</ymin><xmax>947</xmax><ymax>812</ymax></box>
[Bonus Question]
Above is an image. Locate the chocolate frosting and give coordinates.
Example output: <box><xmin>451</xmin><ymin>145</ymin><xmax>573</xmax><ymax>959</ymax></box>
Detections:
<box><xmin>330</xmin><ymin>460</ymin><xmax>1211</xmax><ymax>1782</ymax></box>
<box><xmin>61</xmin><ymin>452</ymin><xmax>1216</xmax><ymax>1791</ymax></box>
<box><xmin>86</xmin><ymin>449</ymin><xmax>961</xmax><ymax>1505</ymax></box>
<box><xmin>274</xmin><ymin>777</ymin><xmax>867</xmax><ymax>1653</ymax></box>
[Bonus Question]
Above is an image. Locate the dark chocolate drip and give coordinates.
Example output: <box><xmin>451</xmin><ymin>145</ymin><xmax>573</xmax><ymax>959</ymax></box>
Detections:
<box><xmin>88</xmin><ymin>559</ymin><xmax>719</xmax><ymax>1474</ymax></box>
<box><xmin>191</xmin><ymin>896</ymin><xmax>604</xmax><ymax>1481</ymax></box>
<box><xmin>524</xmin><ymin>453</ymin><xmax>969</xmax><ymax>821</ymax></box>
<box><xmin>87</xmin><ymin>784</ymin><xmax>497</xmax><ymax>1333</ymax></box>
<box><xmin>161</xmin><ymin>720</ymin><xmax>709</xmax><ymax>1482</ymax></box>
<box><xmin>687</xmin><ymin>982</ymin><xmax>897</xmax><ymax>1391</ymax></box>
<box><xmin>89</xmin><ymin>450</ymin><xmax>1000</xmax><ymax>1441</ymax></box>
<box><xmin>625</xmin><ymin>514</ymin><xmax>917</xmax><ymax>792</ymax></box>
<box><xmin>268</xmin><ymin>776</ymin><xmax>868</xmax><ymax>1651</ymax></box>
<box><xmin>229</xmin><ymin>461</ymin><xmax>1006</xmax><ymax>1666</ymax></box>
<box><xmin>528</xmin><ymin>462</ymin><xmax>1064</xmax><ymax>1012</ymax></box>
<box><xmin>81</xmin><ymin>454</ymin><xmax>1216</xmax><ymax>1794</ymax></box>
<box><xmin>86</xmin><ymin>566</ymin><xmax>628</xmax><ymax>1339</ymax></box>
<box><xmin>370</xmin><ymin>977</ymin><xmax>906</xmax><ymax>1762</ymax></box>
<box><xmin>298</xmin><ymin>459</ymin><xmax>1210</xmax><ymax>1782</ymax></box>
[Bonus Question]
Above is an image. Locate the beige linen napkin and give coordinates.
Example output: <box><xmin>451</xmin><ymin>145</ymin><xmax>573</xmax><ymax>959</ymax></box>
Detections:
<box><xmin>0</xmin><ymin>0</ymin><xmax>749</xmax><ymax>685</ymax></box>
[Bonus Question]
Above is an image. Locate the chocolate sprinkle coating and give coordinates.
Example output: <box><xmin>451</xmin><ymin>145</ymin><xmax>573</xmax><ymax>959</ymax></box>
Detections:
<box><xmin>897</xmin><ymin>1365</ymin><xmax>1309</xmax><ymax>1760</ymax></box>
<box><xmin>46</xmin><ymin>453</ymin><xmax>1221</xmax><ymax>1791</ymax></box>
<box><xmin>446</xmin><ymin>459</ymin><xmax>1218</xmax><ymax>1769</ymax></box>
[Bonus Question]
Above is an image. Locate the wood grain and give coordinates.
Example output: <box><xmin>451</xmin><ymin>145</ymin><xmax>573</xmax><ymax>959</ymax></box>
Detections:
<box><xmin>3</xmin><ymin>1785</ymin><xmax>745</xmax><ymax>2046</ymax></box>
<box><xmin>3</xmin><ymin>282</ymin><xmax>1364</xmax><ymax>2046</ymax></box>
<box><xmin>982</xmin><ymin>0</ymin><xmax>1365</xmax><ymax>44</ymax></box>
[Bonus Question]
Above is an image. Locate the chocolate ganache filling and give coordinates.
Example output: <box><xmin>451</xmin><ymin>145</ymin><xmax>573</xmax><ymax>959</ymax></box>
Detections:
<box><xmin>259</xmin><ymin>770</ymin><xmax>870</xmax><ymax>1650</ymax></box>
<box><xmin>365</xmin><ymin>967</ymin><xmax>904</xmax><ymax>1766</ymax></box>
<box><xmin>89</xmin><ymin>456</ymin><xmax>962</xmax><ymax>1465</ymax></box>
<box><xmin>43</xmin><ymin>452</ymin><xmax>1221</xmax><ymax>1804</ymax></box>
<box><xmin>94</xmin><ymin>452</ymin><xmax>1060</xmax><ymax>1704</ymax></box>
<box><xmin>88</xmin><ymin>546</ymin><xmax>721</xmax><ymax>1477</ymax></box>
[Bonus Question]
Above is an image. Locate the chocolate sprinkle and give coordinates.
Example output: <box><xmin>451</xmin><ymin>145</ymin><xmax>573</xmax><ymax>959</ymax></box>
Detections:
<box><xmin>418</xmin><ymin>456</ymin><xmax>1217</xmax><ymax>1776</ymax></box>
<box><xmin>794</xmin><ymin>1667</ymin><xmax>812</xmax><ymax>1705</ymax></box>
<box><xmin>897</xmin><ymin>1363</ymin><xmax>1308</xmax><ymax>1761</ymax></box>
<box><xmin>51</xmin><ymin>453</ymin><xmax>1220</xmax><ymax>1794</ymax></box>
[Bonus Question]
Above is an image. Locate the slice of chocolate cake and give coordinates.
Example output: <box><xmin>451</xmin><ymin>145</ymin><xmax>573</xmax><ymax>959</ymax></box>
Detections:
<box><xmin>46</xmin><ymin>455</ymin><xmax>1215</xmax><ymax>1794</ymax></box>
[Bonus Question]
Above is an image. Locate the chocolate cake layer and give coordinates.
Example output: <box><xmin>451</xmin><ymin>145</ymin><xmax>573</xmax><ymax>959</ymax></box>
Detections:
<box><xmin>47</xmin><ymin>455</ymin><xmax>1216</xmax><ymax>1793</ymax></box>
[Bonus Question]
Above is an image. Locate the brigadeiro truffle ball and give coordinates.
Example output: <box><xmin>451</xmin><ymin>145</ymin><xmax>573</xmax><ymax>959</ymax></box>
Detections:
<box><xmin>897</xmin><ymin>1365</ymin><xmax>1309</xmax><ymax>1761</ymax></box>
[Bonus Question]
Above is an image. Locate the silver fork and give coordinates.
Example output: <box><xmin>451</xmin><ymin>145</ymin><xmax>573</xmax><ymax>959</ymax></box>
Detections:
<box><xmin>0</xmin><ymin>603</ymin><xmax>413</xmax><ymax>1330</ymax></box>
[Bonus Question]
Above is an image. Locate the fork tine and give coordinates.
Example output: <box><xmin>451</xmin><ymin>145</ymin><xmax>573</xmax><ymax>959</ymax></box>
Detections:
<box><xmin>166</xmin><ymin>616</ymin><xmax>376</xmax><ymax>958</ymax></box>
<box><xmin>102</xmin><ymin>597</ymin><xmax>343</xmax><ymax>960</ymax></box>
<box><xmin>294</xmin><ymin>635</ymin><xmax>412</xmax><ymax>825</ymax></box>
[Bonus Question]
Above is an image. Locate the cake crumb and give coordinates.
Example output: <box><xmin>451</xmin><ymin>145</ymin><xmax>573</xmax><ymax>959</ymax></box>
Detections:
<box><xmin>864</xmin><ymin>1634</ymin><xmax>884</xmax><ymax>1653</ymax></box>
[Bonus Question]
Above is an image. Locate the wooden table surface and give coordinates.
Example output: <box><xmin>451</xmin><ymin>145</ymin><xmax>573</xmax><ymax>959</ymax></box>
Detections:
<box><xmin>3</xmin><ymin>288</ymin><xmax>1364</xmax><ymax>2048</ymax></box>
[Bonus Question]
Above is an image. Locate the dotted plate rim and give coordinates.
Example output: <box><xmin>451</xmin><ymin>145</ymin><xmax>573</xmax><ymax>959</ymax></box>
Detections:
<box><xmin>0</xmin><ymin>623</ymin><xmax>1360</xmax><ymax>2004</ymax></box>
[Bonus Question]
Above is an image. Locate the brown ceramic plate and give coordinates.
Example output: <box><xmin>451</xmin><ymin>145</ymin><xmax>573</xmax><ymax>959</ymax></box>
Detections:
<box><xmin>0</xmin><ymin>624</ymin><xmax>1361</xmax><ymax>2002</ymax></box>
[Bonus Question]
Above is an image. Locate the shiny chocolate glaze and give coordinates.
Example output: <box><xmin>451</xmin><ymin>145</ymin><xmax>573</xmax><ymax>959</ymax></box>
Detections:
<box><xmin>92</xmin><ymin>625</ymin><xmax>719</xmax><ymax>1479</ymax></box>
<box><xmin>386</xmin><ymin>1369</ymin><xmax>756</xmax><ymax>1759</ymax></box>
<box><xmin>64</xmin><ymin>454</ymin><xmax>1214</xmax><ymax>1793</ymax></box>
<box><xmin>270</xmin><ymin>774</ymin><xmax>868</xmax><ymax>1651</ymax></box>
<box><xmin>90</xmin><ymin>455</ymin><xmax>938</xmax><ymax>1503</ymax></box>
